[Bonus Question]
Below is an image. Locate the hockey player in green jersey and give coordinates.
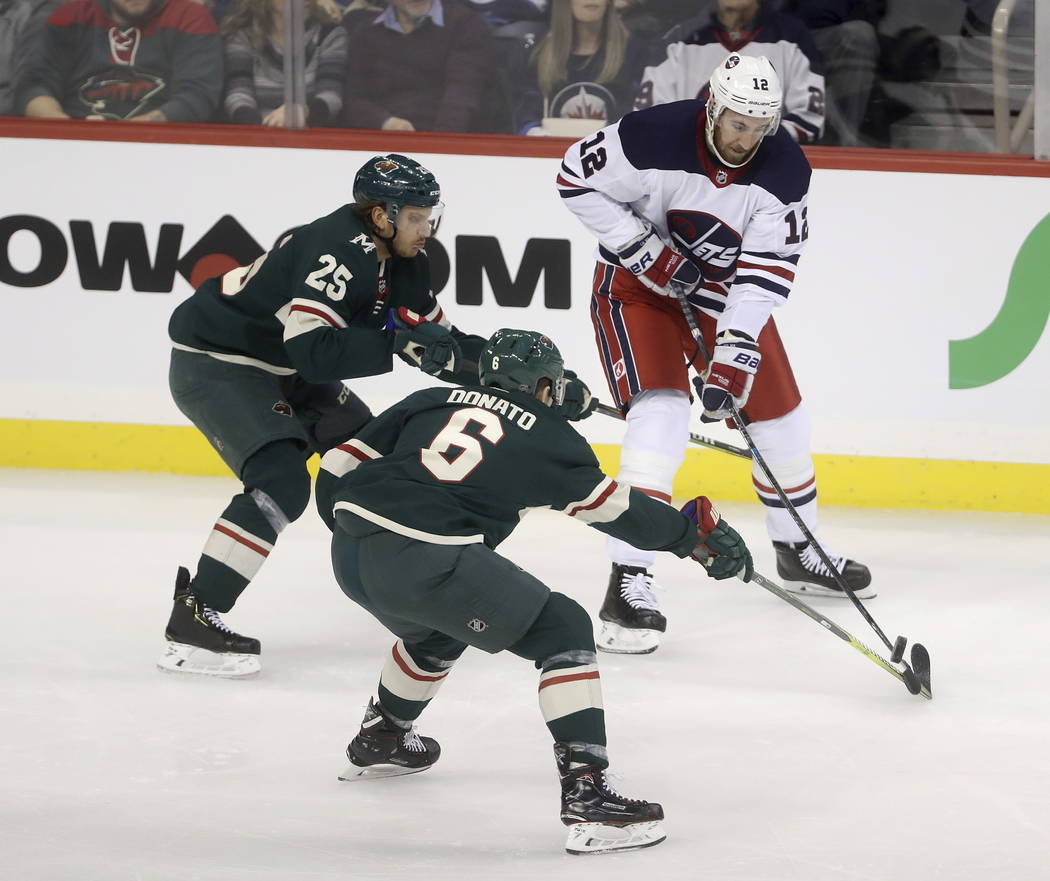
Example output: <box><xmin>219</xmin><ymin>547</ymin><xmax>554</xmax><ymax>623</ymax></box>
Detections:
<box><xmin>160</xmin><ymin>155</ymin><xmax>596</xmax><ymax>678</ymax></box>
<box><xmin>314</xmin><ymin>328</ymin><xmax>753</xmax><ymax>855</ymax></box>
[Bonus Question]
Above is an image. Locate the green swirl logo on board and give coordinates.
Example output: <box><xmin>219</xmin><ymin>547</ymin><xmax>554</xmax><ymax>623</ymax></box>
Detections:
<box><xmin>949</xmin><ymin>213</ymin><xmax>1050</xmax><ymax>389</ymax></box>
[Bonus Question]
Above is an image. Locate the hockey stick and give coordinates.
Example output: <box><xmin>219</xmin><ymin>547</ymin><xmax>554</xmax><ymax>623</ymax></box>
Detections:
<box><xmin>669</xmin><ymin>284</ymin><xmax>930</xmax><ymax>687</ymax></box>
<box><xmin>593</xmin><ymin>401</ymin><xmax>752</xmax><ymax>460</ymax></box>
<box><xmin>743</xmin><ymin>568</ymin><xmax>931</xmax><ymax>699</ymax></box>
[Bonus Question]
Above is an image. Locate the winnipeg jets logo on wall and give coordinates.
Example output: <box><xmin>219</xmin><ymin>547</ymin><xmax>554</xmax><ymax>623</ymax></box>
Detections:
<box><xmin>550</xmin><ymin>83</ymin><xmax>616</xmax><ymax>122</ymax></box>
<box><xmin>108</xmin><ymin>27</ymin><xmax>141</xmax><ymax>65</ymax></box>
<box><xmin>667</xmin><ymin>210</ymin><xmax>742</xmax><ymax>282</ymax></box>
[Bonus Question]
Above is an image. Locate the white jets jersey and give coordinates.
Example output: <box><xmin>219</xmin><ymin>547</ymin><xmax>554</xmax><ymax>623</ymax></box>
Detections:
<box><xmin>636</xmin><ymin>10</ymin><xmax>825</xmax><ymax>144</ymax></box>
<box><xmin>557</xmin><ymin>99</ymin><xmax>811</xmax><ymax>340</ymax></box>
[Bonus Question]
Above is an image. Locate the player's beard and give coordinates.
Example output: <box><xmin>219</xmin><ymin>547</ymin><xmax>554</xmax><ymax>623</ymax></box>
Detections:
<box><xmin>392</xmin><ymin>236</ymin><xmax>425</xmax><ymax>258</ymax></box>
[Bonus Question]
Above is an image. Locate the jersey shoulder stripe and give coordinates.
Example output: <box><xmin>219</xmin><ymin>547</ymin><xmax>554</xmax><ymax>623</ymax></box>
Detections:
<box><xmin>618</xmin><ymin>100</ymin><xmax>705</xmax><ymax>173</ymax></box>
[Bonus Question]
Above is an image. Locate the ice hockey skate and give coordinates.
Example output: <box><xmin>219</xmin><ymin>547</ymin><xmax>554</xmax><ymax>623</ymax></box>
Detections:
<box><xmin>597</xmin><ymin>564</ymin><xmax>666</xmax><ymax>654</ymax></box>
<box><xmin>555</xmin><ymin>744</ymin><xmax>665</xmax><ymax>855</ymax></box>
<box><xmin>157</xmin><ymin>567</ymin><xmax>261</xmax><ymax>678</ymax></box>
<box><xmin>773</xmin><ymin>541</ymin><xmax>875</xmax><ymax>599</ymax></box>
<box><xmin>338</xmin><ymin>698</ymin><xmax>441</xmax><ymax>781</ymax></box>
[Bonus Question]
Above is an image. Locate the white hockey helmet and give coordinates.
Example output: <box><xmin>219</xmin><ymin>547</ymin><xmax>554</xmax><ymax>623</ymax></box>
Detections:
<box><xmin>705</xmin><ymin>53</ymin><xmax>783</xmax><ymax>167</ymax></box>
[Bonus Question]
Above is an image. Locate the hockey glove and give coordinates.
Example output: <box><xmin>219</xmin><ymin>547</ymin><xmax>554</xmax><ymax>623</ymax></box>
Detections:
<box><xmin>696</xmin><ymin>330</ymin><xmax>761</xmax><ymax>423</ymax></box>
<box><xmin>395</xmin><ymin>321</ymin><xmax>461</xmax><ymax>376</ymax></box>
<box><xmin>555</xmin><ymin>369</ymin><xmax>597</xmax><ymax>421</ymax></box>
<box><xmin>680</xmin><ymin>495</ymin><xmax>753</xmax><ymax>581</ymax></box>
<box><xmin>616</xmin><ymin>229</ymin><xmax>702</xmax><ymax>297</ymax></box>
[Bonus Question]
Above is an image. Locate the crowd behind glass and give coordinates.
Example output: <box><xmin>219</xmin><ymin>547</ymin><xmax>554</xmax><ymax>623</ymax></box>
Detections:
<box><xmin>0</xmin><ymin>0</ymin><xmax>1038</xmax><ymax>152</ymax></box>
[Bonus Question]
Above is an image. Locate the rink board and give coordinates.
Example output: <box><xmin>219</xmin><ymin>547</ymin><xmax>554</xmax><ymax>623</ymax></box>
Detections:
<box><xmin>2</xmin><ymin>124</ymin><xmax>1050</xmax><ymax>512</ymax></box>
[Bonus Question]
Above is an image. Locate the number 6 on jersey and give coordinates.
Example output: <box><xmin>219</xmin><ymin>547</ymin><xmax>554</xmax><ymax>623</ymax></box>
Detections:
<box><xmin>421</xmin><ymin>408</ymin><xmax>505</xmax><ymax>482</ymax></box>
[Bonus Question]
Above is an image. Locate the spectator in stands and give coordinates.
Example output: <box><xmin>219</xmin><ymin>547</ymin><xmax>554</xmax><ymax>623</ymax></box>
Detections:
<box><xmin>611</xmin><ymin>0</ymin><xmax>701</xmax><ymax>39</ymax></box>
<box><xmin>222</xmin><ymin>0</ymin><xmax>346</xmax><ymax>126</ymax></box>
<box><xmin>782</xmin><ymin>0</ymin><xmax>878</xmax><ymax>145</ymax></box>
<box><xmin>510</xmin><ymin>0</ymin><xmax>663</xmax><ymax>135</ymax></box>
<box><xmin>342</xmin><ymin>0</ymin><xmax>497</xmax><ymax>132</ymax></box>
<box><xmin>0</xmin><ymin>0</ymin><xmax>32</xmax><ymax>115</ymax></box>
<box><xmin>460</xmin><ymin>0</ymin><xmax>545</xmax><ymax>29</ymax></box>
<box><xmin>636</xmin><ymin>0</ymin><xmax>826</xmax><ymax>144</ymax></box>
<box><xmin>18</xmin><ymin>0</ymin><xmax>222</xmax><ymax>121</ymax></box>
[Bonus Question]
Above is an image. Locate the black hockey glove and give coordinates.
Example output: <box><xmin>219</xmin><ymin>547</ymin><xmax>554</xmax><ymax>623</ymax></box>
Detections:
<box><xmin>395</xmin><ymin>322</ymin><xmax>461</xmax><ymax>376</ymax></box>
<box><xmin>680</xmin><ymin>495</ymin><xmax>753</xmax><ymax>581</ymax></box>
<box><xmin>555</xmin><ymin>369</ymin><xmax>597</xmax><ymax>421</ymax></box>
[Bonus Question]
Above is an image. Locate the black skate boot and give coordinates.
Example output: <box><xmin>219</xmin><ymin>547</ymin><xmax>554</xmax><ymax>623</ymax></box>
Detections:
<box><xmin>597</xmin><ymin>564</ymin><xmax>666</xmax><ymax>655</ymax></box>
<box><xmin>157</xmin><ymin>566</ymin><xmax>261</xmax><ymax>677</ymax></box>
<box><xmin>339</xmin><ymin>698</ymin><xmax>441</xmax><ymax>781</ymax></box>
<box><xmin>555</xmin><ymin>743</ymin><xmax>666</xmax><ymax>855</ymax></box>
<box><xmin>773</xmin><ymin>541</ymin><xmax>875</xmax><ymax>599</ymax></box>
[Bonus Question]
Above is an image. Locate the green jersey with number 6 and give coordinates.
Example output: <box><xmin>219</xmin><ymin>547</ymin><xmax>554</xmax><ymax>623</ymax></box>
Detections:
<box><xmin>168</xmin><ymin>205</ymin><xmax>477</xmax><ymax>382</ymax></box>
<box><xmin>315</xmin><ymin>384</ymin><xmax>698</xmax><ymax>556</ymax></box>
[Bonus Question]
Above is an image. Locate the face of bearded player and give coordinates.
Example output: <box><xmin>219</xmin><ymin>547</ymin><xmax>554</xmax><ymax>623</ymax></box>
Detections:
<box><xmin>109</xmin><ymin>0</ymin><xmax>159</xmax><ymax>27</ymax></box>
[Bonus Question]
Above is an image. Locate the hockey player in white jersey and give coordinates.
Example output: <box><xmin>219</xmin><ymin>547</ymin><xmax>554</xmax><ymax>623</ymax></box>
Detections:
<box><xmin>635</xmin><ymin>0</ymin><xmax>825</xmax><ymax>145</ymax></box>
<box><xmin>557</xmin><ymin>52</ymin><xmax>872</xmax><ymax>654</ymax></box>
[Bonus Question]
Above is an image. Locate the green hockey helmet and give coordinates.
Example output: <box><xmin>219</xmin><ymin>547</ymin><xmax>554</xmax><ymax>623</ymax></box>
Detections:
<box><xmin>479</xmin><ymin>329</ymin><xmax>566</xmax><ymax>406</ymax></box>
<box><xmin>352</xmin><ymin>154</ymin><xmax>443</xmax><ymax>231</ymax></box>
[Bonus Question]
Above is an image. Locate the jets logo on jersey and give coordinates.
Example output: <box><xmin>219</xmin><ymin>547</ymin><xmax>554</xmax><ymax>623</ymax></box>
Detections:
<box><xmin>726</xmin><ymin>54</ymin><xmax>741</xmax><ymax>68</ymax></box>
<box><xmin>667</xmin><ymin>210</ymin><xmax>741</xmax><ymax>282</ymax></box>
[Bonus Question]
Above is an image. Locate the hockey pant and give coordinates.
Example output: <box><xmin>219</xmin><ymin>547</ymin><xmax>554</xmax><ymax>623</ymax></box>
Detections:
<box><xmin>591</xmin><ymin>264</ymin><xmax>818</xmax><ymax>557</ymax></box>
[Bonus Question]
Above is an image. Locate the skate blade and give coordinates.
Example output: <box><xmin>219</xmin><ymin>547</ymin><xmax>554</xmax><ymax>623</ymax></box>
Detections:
<box><xmin>337</xmin><ymin>762</ymin><xmax>431</xmax><ymax>782</ymax></box>
<box><xmin>157</xmin><ymin>642</ymin><xmax>261</xmax><ymax>678</ymax></box>
<box><xmin>565</xmin><ymin>821</ymin><xmax>666</xmax><ymax>855</ymax></box>
<box><xmin>781</xmin><ymin>581</ymin><xmax>877</xmax><ymax>600</ymax></box>
<box><xmin>596</xmin><ymin>621</ymin><xmax>660</xmax><ymax>655</ymax></box>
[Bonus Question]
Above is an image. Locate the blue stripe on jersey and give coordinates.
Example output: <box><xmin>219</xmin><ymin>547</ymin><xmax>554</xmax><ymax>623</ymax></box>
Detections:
<box><xmin>561</xmin><ymin>161</ymin><xmax>581</xmax><ymax>179</ymax></box>
<box><xmin>758</xmin><ymin>488</ymin><xmax>817</xmax><ymax>508</ymax></box>
<box><xmin>745</xmin><ymin>251</ymin><xmax>800</xmax><ymax>265</ymax></box>
<box><xmin>598</xmin><ymin>244</ymin><xmax>623</xmax><ymax>266</ymax></box>
<box><xmin>686</xmin><ymin>291</ymin><xmax>726</xmax><ymax>312</ymax></box>
<box><xmin>592</xmin><ymin>268</ymin><xmax>623</xmax><ymax>408</ymax></box>
<box><xmin>734</xmin><ymin>274</ymin><xmax>791</xmax><ymax>298</ymax></box>
<box><xmin>618</xmin><ymin>101</ymin><xmax>706</xmax><ymax>174</ymax></box>
<box><xmin>559</xmin><ymin>187</ymin><xmax>596</xmax><ymax>198</ymax></box>
<box><xmin>609</xmin><ymin>298</ymin><xmax>641</xmax><ymax>395</ymax></box>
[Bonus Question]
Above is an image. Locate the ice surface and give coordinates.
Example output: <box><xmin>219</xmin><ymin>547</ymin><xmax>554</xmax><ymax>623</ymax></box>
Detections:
<box><xmin>2</xmin><ymin>469</ymin><xmax>1048</xmax><ymax>881</ymax></box>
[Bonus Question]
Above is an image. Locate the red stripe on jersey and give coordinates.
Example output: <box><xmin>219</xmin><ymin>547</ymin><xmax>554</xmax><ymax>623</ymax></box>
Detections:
<box><xmin>212</xmin><ymin>523</ymin><xmax>270</xmax><ymax>557</ymax></box>
<box><xmin>538</xmin><ymin>670</ymin><xmax>600</xmax><ymax>691</ymax></box>
<box><xmin>336</xmin><ymin>442</ymin><xmax>374</xmax><ymax>462</ymax></box>
<box><xmin>753</xmin><ymin>475</ymin><xmax>816</xmax><ymax>495</ymax></box>
<box><xmin>736</xmin><ymin>260</ymin><xmax>796</xmax><ymax>282</ymax></box>
<box><xmin>568</xmin><ymin>481</ymin><xmax>618</xmax><ymax>518</ymax></box>
<box><xmin>392</xmin><ymin>643</ymin><xmax>448</xmax><ymax>682</ymax></box>
<box><xmin>290</xmin><ymin>303</ymin><xmax>342</xmax><ymax>327</ymax></box>
<box><xmin>556</xmin><ymin>174</ymin><xmax>586</xmax><ymax>189</ymax></box>
<box><xmin>638</xmin><ymin>487</ymin><xmax>672</xmax><ymax>503</ymax></box>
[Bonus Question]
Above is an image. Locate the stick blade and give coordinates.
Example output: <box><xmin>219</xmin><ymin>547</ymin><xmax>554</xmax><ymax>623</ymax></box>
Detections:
<box><xmin>910</xmin><ymin>643</ymin><xmax>932</xmax><ymax>697</ymax></box>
